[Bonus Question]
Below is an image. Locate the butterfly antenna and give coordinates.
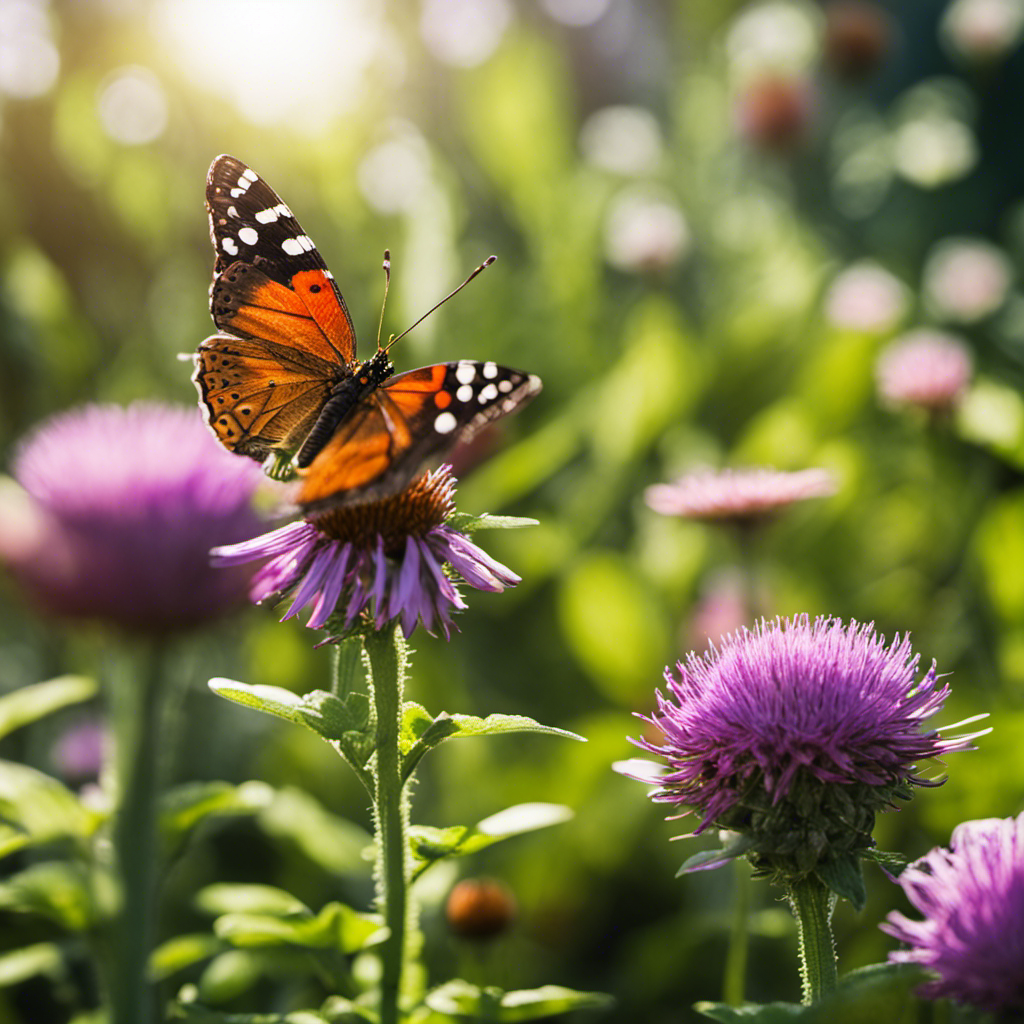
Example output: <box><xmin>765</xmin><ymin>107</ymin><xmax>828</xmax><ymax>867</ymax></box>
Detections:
<box><xmin>375</xmin><ymin>249</ymin><xmax>392</xmax><ymax>352</ymax></box>
<box><xmin>384</xmin><ymin>255</ymin><xmax>497</xmax><ymax>353</ymax></box>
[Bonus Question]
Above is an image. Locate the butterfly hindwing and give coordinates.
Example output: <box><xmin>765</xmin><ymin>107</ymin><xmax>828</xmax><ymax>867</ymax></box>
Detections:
<box><xmin>296</xmin><ymin>361</ymin><xmax>542</xmax><ymax>511</ymax></box>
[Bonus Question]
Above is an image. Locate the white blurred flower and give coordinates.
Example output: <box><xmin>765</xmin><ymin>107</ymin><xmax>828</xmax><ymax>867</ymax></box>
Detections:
<box><xmin>420</xmin><ymin>0</ymin><xmax>512</xmax><ymax>67</ymax></box>
<box><xmin>825</xmin><ymin>261</ymin><xmax>908</xmax><ymax>333</ymax></box>
<box><xmin>942</xmin><ymin>0</ymin><xmax>1024</xmax><ymax>63</ymax></box>
<box><xmin>357</xmin><ymin>125</ymin><xmax>433</xmax><ymax>214</ymax></box>
<box><xmin>0</xmin><ymin>0</ymin><xmax>58</xmax><ymax>99</ymax></box>
<box><xmin>540</xmin><ymin>0</ymin><xmax>613</xmax><ymax>26</ymax></box>
<box><xmin>876</xmin><ymin>329</ymin><xmax>973</xmax><ymax>410</ymax></box>
<box><xmin>97</xmin><ymin>67</ymin><xmax>168</xmax><ymax>146</ymax></box>
<box><xmin>893</xmin><ymin>114</ymin><xmax>977</xmax><ymax>188</ymax></box>
<box><xmin>604</xmin><ymin>189</ymin><xmax>691</xmax><ymax>274</ymax></box>
<box><xmin>726</xmin><ymin>0</ymin><xmax>822</xmax><ymax>82</ymax></box>
<box><xmin>924</xmin><ymin>238</ymin><xmax>1012</xmax><ymax>323</ymax></box>
<box><xmin>580</xmin><ymin>105</ymin><xmax>663</xmax><ymax>176</ymax></box>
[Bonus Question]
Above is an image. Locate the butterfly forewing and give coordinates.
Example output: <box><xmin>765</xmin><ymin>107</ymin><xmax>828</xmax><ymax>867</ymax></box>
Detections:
<box><xmin>296</xmin><ymin>361</ymin><xmax>542</xmax><ymax>511</ymax></box>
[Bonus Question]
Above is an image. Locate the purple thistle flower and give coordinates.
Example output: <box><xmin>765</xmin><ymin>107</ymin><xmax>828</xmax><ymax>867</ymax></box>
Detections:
<box><xmin>882</xmin><ymin>813</ymin><xmax>1024</xmax><ymax>1012</ymax></box>
<box><xmin>211</xmin><ymin>465</ymin><xmax>521</xmax><ymax>640</ymax></box>
<box><xmin>0</xmin><ymin>402</ymin><xmax>264</xmax><ymax>634</ymax></box>
<box><xmin>645</xmin><ymin>467</ymin><xmax>837</xmax><ymax>523</ymax></box>
<box><xmin>624</xmin><ymin>616</ymin><xmax>982</xmax><ymax>883</ymax></box>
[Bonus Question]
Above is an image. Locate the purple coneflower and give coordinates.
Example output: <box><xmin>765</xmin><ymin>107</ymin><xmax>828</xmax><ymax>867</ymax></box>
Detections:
<box><xmin>876</xmin><ymin>330</ymin><xmax>973</xmax><ymax>411</ymax></box>
<box><xmin>212</xmin><ymin>465</ymin><xmax>520</xmax><ymax>640</ymax></box>
<box><xmin>624</xmin><ymin>616</ymin><xmax>981</xmax><ymax>883</ymax></box>
<box><xmin>0</xmin><ymin>402</ymin><xmax>263</xmax><ymax>633</ymax></box>
<box><xmin>645</xmin><ymin>467</ymin><xmax>837</xmax><ymax>523</ymax></box>
<box><xmin>883</xmin><ymin>813</ymin><xmax>1024</xmax><ymax>1013</ymax></box>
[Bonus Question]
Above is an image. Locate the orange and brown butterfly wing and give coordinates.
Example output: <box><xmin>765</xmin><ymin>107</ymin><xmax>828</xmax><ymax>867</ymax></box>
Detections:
<box><xmin>296</xmin><ymin>361</ymin><xmax>542</xmax><ymax>511</ymax></box>
<box><xmin>195</xmin><ymin>155</ymin><xmax>358</xmax><ymax>459</ymax></box>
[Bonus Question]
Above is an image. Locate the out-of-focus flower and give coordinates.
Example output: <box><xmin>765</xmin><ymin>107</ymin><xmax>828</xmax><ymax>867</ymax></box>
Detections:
<box><xmin>580</xmin><ymin>106</ymin><xmax>663</xmax><ymax>176</ymax></box>
<box><xmin>923</xmin><ymin>238</ymin><xmax>1012</xmax><ymax>324</ymax></box>
<box><xmin>941</xmin><ymin>0</ymin><xmax>1024</xmax><ymax>64</ymax></box>
<box><xmin>419</xmin><ymin>0</ymin><xmax>512</xmax><ymax>68</ymax></box>
<box><xmin>603</xmin><ymin>189</ymin><xmax>691</xmax><ymax>274</ymax></box>
<box><xmin>734</xmin><ymin>75</ymin><xmax>813</xmax><ymax>152</ymax></box>
<box><xmin>893</xmin><ymin>112</ymin><xmax>977</xmax><ymax>188</ymax></box>
<box><xmin>823</xmin><ymin>1</ymin><xmax>893</xmax><ymax>80</ymax></box>
<box><xmin>51</xmin><ymin>717</ymin><xmax>106</xmax><ymax>784</ymax></box>
<box><xmin>646</xmin><ymin>467</ymin><xmax>836</xmax><ymax>524</ymax></box>
<box><xmin>212</xmin><ymin>466</ymin><xmax>519</xmax><ymax>640</ymax></box>
<box><xmin>621</xmin><ymin>616</ymin><xmax>981</xmax><ymax>882</ymax></box>
<box><xmin>97</xmin><ymin>66</ymin><xmax>168</xmax><ymax>146</ymax></box>
<box><xmin>883</xmin><ymin>813</ymin><xmax>1024</xmax><ymax>1013</ymax></box>
<box><xmin>825</xmin><ymin>261</ymin><xmax>908</xmax><ymax>333</ymax></box>
<box><xmin>876</xmin><ymin>330</ymin><xmax>973</xmax><ymax>411</ymax></box>
<box><xmin>0</xmin><ymin>0</ymin><xmax>59</xmax><ymax>99</ymax></box>
<box><xmin>726</xmin><ymin>1</ymin><xmax>822</xmax><ymax>80</ymax></box>
<box><xmin>0</xmin><ymin>403</ymin><xmax>263</xmax><ymax>634</ymax></box>
<box><xmin>446</xmin><ymin>878</ymin><xmax>517</xmax><ymax>939</ymax></box>
<box><xmin>686</xmin><ymin>571</ymin><xmax>749</xmax><ymax>653</ymax></box>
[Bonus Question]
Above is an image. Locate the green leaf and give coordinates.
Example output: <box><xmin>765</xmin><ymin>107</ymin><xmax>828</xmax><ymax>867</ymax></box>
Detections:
<box><xmin>172</xmin><ymin>1006</ymin><xmax>332</xmax><ymax>1023</ymax></box>
<box><xmin>318</xmin><ymin>997</ymin><xmax>377</xmax><ymax>1022</ymax></box>
<box><xmin>0</xmin><ymin>676</ymin><xmax>97</xmax><ymax>741</ymax></box>
<box><xmin>0</xmin><ymin>862</ymin><xmax>97</xmax><ymax>931</ymax></box>
<box><xmin>198</xmin><ymin>950</ymin><xmax>267</xmax><ymax>1004</ymax></box>
<box><xmin>257</xmin><ymin>788</ymin><xmax>372</xmax><ymax>876</ymax></box>
<box><xmin>862</xmin><ymin>848</ymin><xmax>912</xmax><ymax>878</ymax></box>
<box><xmin>161</xmin><ymin>781</ymin><xmax>274</xmax><ymax>841</ymax></box>
<box><xmin>214</xmin><ymin>901</ymin><xmax>382</xmax><ymax>954</ymax></box>
<box><xmin>425</xmin><ymin>980</ymin><xmax>613</xmax><ymax>1021</ymax></box>
<box><xmin>197</xmin><ymin>884</ymin><xmax>309</xmax><ymax>918</ymax></box>
<box><xmin>817</xmin><ymin>854</ymin><xmax>867</xmax><ymax>911</ymax></box>
<box><xmin>409</xmin><ymin>803</ymin><xmax>573</xmax><ymax>878</ymax></box>
<box><xmin>401</xmin><ymin>707</ymin><xmax>584</xmax><ymax>781</ymax></box>
<box><xmin>0</xmin><ymin>942</ymin><xmax>64</xmax><ymax>986</ymax></box>
<box><xmin>446</xmin><ymin>513</ymin><xmax>539</xmax><ymax>533</ymax></box>
<box><xmin>0</xmin><ymin>822</ymin><xmax>30</xmax><ymax>860</ymax></box>
<box><xmin>150</xmin><ymin>934</ymin><xmax>223</xmax><ymax>981</ymax></box>
<box><xmin>695</xmin><ymin>1003</ymin><xmax>808</xmax><ymax>1022</ymax></box>
<box><xmin>0</xmin><ymin>761</ymin><xmax>99</xmax><ymax>843</ymax></box>
<box><xmin>208</xmin><ymin>680</ymin><xmax>306</xmax><ymax>723</ymax></box>
<box><xmin>678</xmin><ymin>835</ymin><xmax>756</xmax><ymax>876</ymax></box>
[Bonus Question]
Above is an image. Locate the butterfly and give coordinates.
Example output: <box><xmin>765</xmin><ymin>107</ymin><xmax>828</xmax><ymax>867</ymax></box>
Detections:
<box><xmin>193</xmin><ymin>154</ymin><xmax>541</xmax><ymax>511</ymax></box>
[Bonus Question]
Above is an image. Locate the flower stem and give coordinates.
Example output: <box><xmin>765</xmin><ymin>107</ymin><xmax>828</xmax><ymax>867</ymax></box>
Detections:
<box><xmin>787</xmin><ymin>876</ymin><xmax>838</xmax><ymax>1005</ymax></box>
<box><xmin>722</xmin><ymin>857</ymin><xmax>750</xmax><ymax>1005</ymax></box>
<box><xmin>365</xmin><ymin>624</ymin><xmax>411</xmax><ymax>1024</ymax></box>
<box><xmin>107</xmin><ymin>642</ymin><xmax>167</xmax><ymax>1024</ymax></box>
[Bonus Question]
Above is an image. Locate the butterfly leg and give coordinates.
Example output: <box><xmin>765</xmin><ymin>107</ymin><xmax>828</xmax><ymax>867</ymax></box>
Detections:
<box><xmin>264</xmin><ymin>450</ymin><xmax>298</xmax><ymax>482</ymax></box>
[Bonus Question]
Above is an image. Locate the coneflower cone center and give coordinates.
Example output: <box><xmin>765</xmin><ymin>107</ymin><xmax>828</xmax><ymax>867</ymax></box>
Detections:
<box><xmin>309</xmin><ymin>471</ymin><xmax>454</xmax><ymax>555</ymax></box>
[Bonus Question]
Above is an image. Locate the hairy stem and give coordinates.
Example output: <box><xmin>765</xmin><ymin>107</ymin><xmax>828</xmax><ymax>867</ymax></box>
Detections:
<box><xmin>787</xmin><ymin>875</ymin><xmax>838</xmax><ymax>1005</ymax></box>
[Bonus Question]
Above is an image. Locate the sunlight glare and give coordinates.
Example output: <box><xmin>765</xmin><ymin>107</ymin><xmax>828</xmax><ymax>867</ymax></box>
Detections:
<box><xmin>152</xmin><ymin>0</ymin><xmax>382</xmax><ymax>132</ymax></box>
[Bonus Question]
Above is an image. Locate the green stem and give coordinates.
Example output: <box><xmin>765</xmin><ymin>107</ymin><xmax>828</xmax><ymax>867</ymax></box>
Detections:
<box><xmin>787</xmin><ymin>876</ymin><xmax>838</xmax><ymax>1005</ymax></box>
<box><xmin>107</xmin><ymin>642</ymin><xmax>167</xmax><ymax>1024</ymax></box>
<box><xmin>722</xmin><ymin>857</ymin><xmax>750</xmax><ymax>1005</ymax></box>
<box><xmin>331</xmin><ymin>636</ymin><xmax>367</xmax><ymax>699</ymax></box>
<box><xmin>365</xmin><ymin>625</ymin><xmax>411</xmax><ymax>1024</ymax></box>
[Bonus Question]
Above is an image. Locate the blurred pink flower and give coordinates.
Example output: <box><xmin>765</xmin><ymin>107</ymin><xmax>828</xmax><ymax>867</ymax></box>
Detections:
<box><xmin>603</xmin><ymin>189</ymin><xmax>691</xmax><ymax>274</ymax></box>
<box><xmin>52</xmin><ymin>717</ymin><xmax>106</xmax><ymax>784</ymax></box>
<box><xmin>686</xmin><ymin>572</ymin><xmax>749</xmax><ymax>652</ymax></box>
<box><xmin>646</xmin><ymin>467</ymin><xmax>837</xmax><ymax>523</ymax></box>
<box><xmin>0</xmin><ymin>402</ymin><xmax>264</xmax><ymax>634</ymax></box>
<box><xmin>876</xmin><ymin>330</ymin><xmax>973</xmax><ymax>411</ymax></box>
<box><xmin>923</xmin><ymin>239</ymin><xmax>1012</xmax><ymax>323</ymax></box>
<box><xmin>825</xmin><ymin>261</ymin><xmax>908</xmax><ymax>333</ymax></box>
<box><xmin>942</xmin><ymin>0</ymin><xmax>1024</xmax><ymax>63</ymax></box>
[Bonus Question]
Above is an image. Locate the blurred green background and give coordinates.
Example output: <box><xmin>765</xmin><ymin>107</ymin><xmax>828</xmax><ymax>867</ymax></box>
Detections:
<box><xmin>2</xmin><ymin>0</ymin><xmax>1024</xmax><ymax>1020</ymax></box>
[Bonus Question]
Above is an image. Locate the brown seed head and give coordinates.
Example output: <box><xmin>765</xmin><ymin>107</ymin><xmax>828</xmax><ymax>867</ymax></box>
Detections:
<box><xmin>446</xmin><ymin>878</ymin><xmax>517</xmax><ymax>940</ymax></box>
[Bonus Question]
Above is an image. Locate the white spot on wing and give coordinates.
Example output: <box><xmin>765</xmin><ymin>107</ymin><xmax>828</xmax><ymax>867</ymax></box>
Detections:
<box><xmin>254</xmin><ymin>208</ymin><xmax>279</xmax><ymax>224</ymax></box>
<box><xmin>227</xmin><ymin>206</ymin><xmax>239</xmax><ymax>218</ymax></box>
<box><xmin>281</xmin><ymin>237</ymin><xmax>304</xmax><ymax>256</ymax></box>
<box><xmin>297</xmin><ymin>234</ymin><xmax>314</xmax><ymax>252</ymax></box>
<box><xmin>498</xmin><ymin>379</ymin><xmax>513</xmax><ymax>393</ymax></box>
<box><xmin>241</xmin><ymin>168</ymin><xmax>258</xmax><ymax>183</ymax></box>
<box><xmin>238</xmin><ymin>226</ymin><xmax>259</xmax><ymax>245</ymax></box>
<box><xmin>483</xmin><ymin>361</ymin><xmax>498</xmax><ymax>379</ymax></box>
<box><xmin>276</xmin><ymin>203</ymin><xmax>292</xmax><ymax>218</ymax></box>
<box><xmin>221</xmin><ymin>237</ymin><xmax>239</xmax><ymax>255</ymax></box>
<box><xmin>456</xmin><ymin>384</ymin><xmax>474</xmax><ymax>403</ymax></box>
<box><xmin>478</xmin><ymin>383</ymin><xmax>499</xmax><ymax>402</ymax></box>
<box><xmin>229</xmin><ymin>188</ymin><xmax>244</xmax><ymax>198</ymax></box>
<box><xmin>455</xmin><ymin>361</ymin><xmax>476</xmax><ymax>385</ymax></box>
<box><xmin>434</xmin><ymin>411</ymin><xmax>457</xmax><ymax>434</ymax></box>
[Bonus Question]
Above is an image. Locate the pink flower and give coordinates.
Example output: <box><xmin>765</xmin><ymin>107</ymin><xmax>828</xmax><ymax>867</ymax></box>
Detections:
<box><xmin>876</xmin><ymin>330</ymin><xmax>973</xmax><ymax>411</ymax></box>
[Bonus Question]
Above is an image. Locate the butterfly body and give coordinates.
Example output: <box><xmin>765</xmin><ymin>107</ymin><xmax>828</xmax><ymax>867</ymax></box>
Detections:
<box><xmin>194</xmin><ymin>155</ymin><xmax>541</xmax><ymax>510</ymax></box>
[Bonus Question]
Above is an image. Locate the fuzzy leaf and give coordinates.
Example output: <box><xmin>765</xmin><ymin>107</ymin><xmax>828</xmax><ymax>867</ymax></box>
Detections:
<box><xmin>446</xmin><ymin>512</ymin><xmax>539</xmax><ymax>533</ymax></box>
<box><xmin>208</xmin><ymin>680</ymin><xmax>306</xmax><ymax>723</ymax></box>
<box><xmin>0</xmin><ymin>943</ymin><xmax>63</xmax><ymax>986</ymax></box>
<box><xmin>197</xmin><ymin>884</ymin><xmax>309</xmax><ymax>918</ymax></box>
<box><xmin>402</xmin><ymin>709</ymin><xmax>584</xmax><ymax>781</ymax></box>
<box><xmin>409</xmin><ymin>803</ymin><xmax>573</xmax><ymax>877</ymax></box>
<box><xmin>161</xmin><ymin>782</ymin><xmax>274</xmax><ymax>840</ymax></box>
<box><xmin>150</xmin><ymin>934</ymin><xmax>223</xmax><ymax>980</ymax></box>
<box><xmin>0</xmin><ymin>676</ymin><xmax>97</xmax><ymax>741</ymax></box>
<box><xmin>0</xmin><ymin>761</ymin><xmax>99</xmax><ymax>843</ymax></box>
<box><xmin>214</xmin><ymin>901</ymin><xmax>382</xmax><ymax>953</ymax></box>
<box><xmin>426</xmin><ymin>980</ymin><xmax>613</xmax><ymax>1020</ymax></box>
<box><xmin>0</xmin><ymin>862</ymin><xmax>96</xmax><ymax>931</ymax></box>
